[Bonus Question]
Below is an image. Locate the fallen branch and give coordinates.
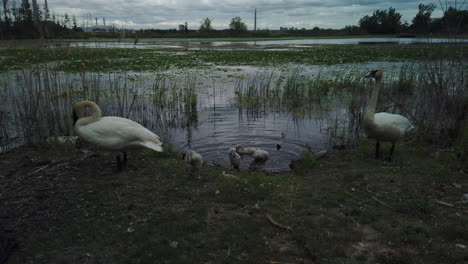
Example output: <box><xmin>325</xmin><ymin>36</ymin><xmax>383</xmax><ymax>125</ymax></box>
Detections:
<box><xmin>265</xmin><ymin>213</ymin><xmax>292</xmax><ymax>232</ymax></box>
<box><xmin>370</xmin><ymin>196</ymin><xmax>394</xmax><ymax>210</ymax></box>
<box><xmin>28</xmin><ymin>165</ymin><xmax>49</xmax><ymax>176</ymax></box>
<box><xmin>114</xmin><ymin>190</ymin><xmax>121</xmax><ymax>202</ymax></box>
<box><xmin>65</xmin><ymin>166</ymin><xmax>85</xmax><ymax>173</ymax></box>
<box><xmin>435</xmin><ymin>199</ymin><xmax>455</xmax><ymax>207</ymax></box>
<box><xmin>344</xmin><ymin>188</ymin><xmax>394</xmax><ymax>210</ymax></box>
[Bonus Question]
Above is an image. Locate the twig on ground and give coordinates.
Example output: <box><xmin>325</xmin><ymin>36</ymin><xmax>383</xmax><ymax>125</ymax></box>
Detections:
<box><xmin>28</xmin><ymin>165</ymin><xmax>49</xmax><ymax>176</ymax></box>
<box><xmin>114</xmin><ymin>190</ymin><xmax>121</xmax><ymax>201</ymax></box>
<box><xmin>65</xmin><ymin>166</ymin><xmax>85</xmax><ymax>173</ymax></box>
<box><xmin>265</xmin><ymin>213</ymin><xmax>292</xmax><ymax>232</ymax></box>
<box><xmin>370</xmin><ymin>195</ymin><xmax>394</xmax><ymax>210</ymax></box>
<box><xmin>344</xmin><ymin>188</ymin><xmax>394</xmax><ymax>210</ymax></box>
<box><xmin>435</xmin><ymin>199</ymin><xmax>455</xmax><ymax>207</ymax></box>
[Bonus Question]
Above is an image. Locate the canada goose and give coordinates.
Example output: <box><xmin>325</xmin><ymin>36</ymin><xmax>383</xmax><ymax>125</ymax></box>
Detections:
<box><xmin>364</xmin><ymin>69</ymin><xmax>414</xmax><ymax>161</ymax></box>
<box><xmin>184</xmin><ymin>150</ymin><xmax>203</xmax><ymax>177</ymax></box>
<box><xmin>72</xmin><ymin>101</ymin><xmax>163</xmax><ymax>170</ymax></box>
<box><xmin>228</xmin><ymin>147</ymin><xmax>241</xmax><ymax>170</ymax></box>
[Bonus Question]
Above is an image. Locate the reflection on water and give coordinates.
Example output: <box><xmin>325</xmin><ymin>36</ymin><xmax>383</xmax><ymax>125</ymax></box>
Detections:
<box><xmin>172</xmin><ymin>106</ymin><xmax>335</xmax><ymax>172</ymax></box>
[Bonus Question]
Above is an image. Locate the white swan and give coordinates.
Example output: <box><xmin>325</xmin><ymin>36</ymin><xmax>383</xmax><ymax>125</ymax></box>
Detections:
<box><xmin>72</xmin><ymin>101</ymin><xmax>163</xmax><ymax>170</ymax></box>
<box><xmin>228</xmin><ymin>147</ymin><xmax>241</xmax><ymax>170</ymax></box>
<box><xmin>235</xmin><ymin>145</ymin><xmax>258</xmax><ymax>156</ymax></box>
<box><xmin>252</xmin><ymin>149</ymin><xmax>269</xmax><ymax>161</ymax></box>
<box><xmin>364</xmin><ymin>69</ymin><xmax>414</xmax><ymax>160</ymax></box>
<box><xmin>184</xmin><ymin>150</ymin><xmax>203</xmax><ymax>177</ymax></box>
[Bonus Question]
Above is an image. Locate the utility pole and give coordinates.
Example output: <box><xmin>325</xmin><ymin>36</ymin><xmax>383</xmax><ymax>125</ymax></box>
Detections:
<box><xmin>254</xmin><ymin>8</ymin><xmax>257</xmax><ymax>31</ymax></box>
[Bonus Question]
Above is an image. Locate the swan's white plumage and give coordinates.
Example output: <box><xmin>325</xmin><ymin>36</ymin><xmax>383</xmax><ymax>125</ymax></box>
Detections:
<box><xmin>228</xmin><ymin>147</ymin><xmax>241</xmax><ymax>169</ymax></box>
<box><xmin>363</xmin><ymin>69</ymin><xmax>414</xmax><ymax>159</ymax></box>
<box><xmin>184</xmin><ymin>150</ymin><xmax>203</xmax><ymax>176</ymax></box>
<box><xmin>365</xmin><ymin>112</ymin><xmax>414</xmax><ymax>142</ymax></box>
<box><xmin>252</xmin><ymin>149</ymin><xmax>269</xmax><ymax>161</ymax></box>
<box><xmin>73</xmin><ymin>101</ymin><xmax>162</xmax><ymax>152</ymax></box>
<box><xmin>235</xmin><ymin>145</ymin><xmax>258</xmax><ymax>155</ymax></box>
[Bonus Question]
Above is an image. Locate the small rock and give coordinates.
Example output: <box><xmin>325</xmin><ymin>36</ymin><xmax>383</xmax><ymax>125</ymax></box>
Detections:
<box><xmin>463</xmin><ymin>194</ymin><xmax>468</xmax><ymax>201</ymax></box>
<box><xmin>455</xmin><ymin>244</ymin><xmax>466</xmax><ymax>249</ymax></box>
<box><xmin>279</xmin><ymin>246</ymin><xmax>289</xmax><ymax>253</ymax></box>
<box><xmin>47</xmin><ymin>136</ymin><xmax>78</xmax><ymax>145</ymax></box>
<box><xmin>314</xmin><ymin>150</ymin><xmax>328</xmax><ymax>159</ymax></box>
<box><xmin>333</xmin><ymin>144</ymin><xmax>346</xmax><ymax>150</ymax></box>
<box><xmin>452</xmin><ymin>183</ymin><xmax>462</xmax><ymax>189</ymax></box>
<box><xmin>126</xmin><ymin>227</ymin><xmax>135</xmax><ymax>233</ymax></box>
<box><xmin>170</xmin><ymin>241</ymin><xmax>179</xmax><ymax>248</ymax></box>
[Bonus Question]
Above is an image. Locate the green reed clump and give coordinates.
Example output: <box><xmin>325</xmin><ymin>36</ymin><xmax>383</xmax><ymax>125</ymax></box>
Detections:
<box><xmin>234</xmin><ymin>71</ymin><xmax>279</xmax><ymax>111</ymax></box>
<box><xmin>234</xmin><ymin>69</ymin><xmax>365</xmax><ymax>118</ymax></box>
<box><xmin>0</xmin><ymin>68</ymin><xmax>200</xmax><ymax>149</ymax></box>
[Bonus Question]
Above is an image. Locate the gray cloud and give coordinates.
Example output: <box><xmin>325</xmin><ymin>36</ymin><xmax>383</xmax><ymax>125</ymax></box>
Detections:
<box><xmin>46</xmin><ymin>0</ymin><xmax>444</xmax><ymax>30</ymax></box>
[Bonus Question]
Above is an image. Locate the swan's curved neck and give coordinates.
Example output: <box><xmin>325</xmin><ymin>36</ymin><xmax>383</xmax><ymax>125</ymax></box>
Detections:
<box><xmin>366</xmin><ymin>77</ymin><xmax>382</xmax><ymax>117</ymax></box>
<box><xmin>74</xmin><ymin>101</ymin><xmax>102</xmax><ymax>126</ymax></box>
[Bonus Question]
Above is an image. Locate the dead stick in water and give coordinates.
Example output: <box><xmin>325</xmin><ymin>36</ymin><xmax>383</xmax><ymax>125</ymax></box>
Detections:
<box><xmin>265</xmin><ymin>213</ymin><xmax>292</xmax><ymax>232</ymax></box>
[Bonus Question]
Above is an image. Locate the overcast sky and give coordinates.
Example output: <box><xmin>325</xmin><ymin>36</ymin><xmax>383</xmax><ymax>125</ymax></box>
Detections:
<box><xmin>49</xmin><ymin>0</ymin><xmax>447</xmax><ymax>30</ymax></box>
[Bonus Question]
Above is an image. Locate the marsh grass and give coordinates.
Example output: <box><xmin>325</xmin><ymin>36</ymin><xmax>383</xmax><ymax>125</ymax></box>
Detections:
<box><xmin>0</xmin><ymin>68</ymin><xmax>199</xmax><ymax>151</ymax></box>
<box><xmin>3</xmin><ymin>137</ymin><xmax>466</xmax><ymax>263</ymax></box>
<box><xmin>1</xmin><ymin>42</ymin><xmax>466</xmax><ymax>151</ymax></box>
<box><xmin>233</xmin><ymin>61</ymin><xmax>467</xmax><ymax>146</ymax></box>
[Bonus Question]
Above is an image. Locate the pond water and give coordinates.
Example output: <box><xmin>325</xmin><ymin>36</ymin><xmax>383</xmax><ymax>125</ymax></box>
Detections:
<box><xmin>1</xmin><ymin>61</ymin><xmax>419</xmax><ymax>172</ymax></box>
<box><xmin>44</xmin><ymin>37</ymin><xmax>468</xmax><ymax>50</ymax></box>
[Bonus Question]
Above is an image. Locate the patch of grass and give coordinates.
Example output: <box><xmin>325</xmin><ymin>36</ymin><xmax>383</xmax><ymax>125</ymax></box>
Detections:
<box><xmin>2</xmin><ymin>140</ymin><xmax>467</xmax><ymax>263</ymax></box>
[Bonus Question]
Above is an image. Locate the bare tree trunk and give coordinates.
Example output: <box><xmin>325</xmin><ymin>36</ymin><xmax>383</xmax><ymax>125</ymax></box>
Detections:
<box><xmin>2</xmin><ymin>0</ymin><xmax>8</xmax><ymax>22</ymax></box>
<box><xmin>31</xmin><ymin>0</ymin><xmax>43</xmax><ymax>38</ymax></box>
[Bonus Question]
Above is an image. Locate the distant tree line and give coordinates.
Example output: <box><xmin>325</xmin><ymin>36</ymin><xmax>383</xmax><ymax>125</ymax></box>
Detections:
<box><xmin>358</xmin><ymin>4</ymin><xmax>468</xmax><ymax>34</ymax></box>
<box><xmin>0</xmin><ymin>0</ymin><xmax>83</xmax><ymax>39</ymax></box>
<box><xmin>1</xmin><ymin>1</ymin><xmax>467</xmax><ymax>40</ymax></box>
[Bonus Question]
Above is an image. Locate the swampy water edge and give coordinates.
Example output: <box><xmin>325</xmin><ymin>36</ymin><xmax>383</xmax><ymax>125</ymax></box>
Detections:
<box><xmin>1</xmin><ymin>42</ymin><xmax>467</xmax><ymax>171</ymax></box>
<box><xmin>0</xmin><ymin>39</ymin><xmax>467</xmax><ymax>263</ymax></box>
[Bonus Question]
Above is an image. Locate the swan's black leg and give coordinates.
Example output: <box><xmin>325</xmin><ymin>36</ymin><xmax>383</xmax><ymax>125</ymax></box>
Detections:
<box><xmin>375</xmin><ymin>141</ymin><xmax>380</xmax><ymax>159</ymax></box>
<box><xmin>116</xmin><ymin>155</ymin><xmax>122</xmax><ymax>171</ymax></box>
<box><xmin>387</xmin><ymin>143</ymin><xmax>395</xmax><ymax>162</ymax></box>
<box><xmin>123</xmin><ymin>152</ymin><xmax>128</xmax><ymax>164</ymax></box>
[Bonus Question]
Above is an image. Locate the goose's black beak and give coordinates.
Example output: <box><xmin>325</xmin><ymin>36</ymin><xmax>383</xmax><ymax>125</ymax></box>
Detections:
<box><xmin>72</xmin><ymin>110</ymin><xmax>78</xmax><ymax>126</ymax></box>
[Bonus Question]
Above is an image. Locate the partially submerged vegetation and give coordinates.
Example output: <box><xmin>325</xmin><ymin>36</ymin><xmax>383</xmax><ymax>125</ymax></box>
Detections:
<box><xmin>0</xmin><ymin>44</ymin><xmax>466</xmax><ymax>72</ymax></box>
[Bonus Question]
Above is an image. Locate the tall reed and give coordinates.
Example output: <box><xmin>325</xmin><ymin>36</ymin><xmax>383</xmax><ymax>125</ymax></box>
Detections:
<box><xmin>0</xmin><ymin>67</ymin><xmax>199</xmax><ymax>151</ymax></box>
